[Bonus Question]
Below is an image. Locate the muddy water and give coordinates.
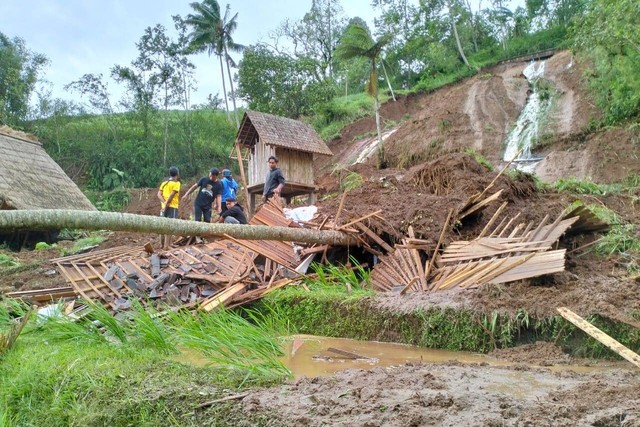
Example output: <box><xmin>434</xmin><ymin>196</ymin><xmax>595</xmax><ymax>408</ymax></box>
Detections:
<box><xmin>282</xmin><ymin>335</ymin><xmax>509</xmax><ymax>379</ymax></box>
<box><xmin>181</xmin><ymin>335</ymin><xmax>624</xmax><ymax>379</ymax></box>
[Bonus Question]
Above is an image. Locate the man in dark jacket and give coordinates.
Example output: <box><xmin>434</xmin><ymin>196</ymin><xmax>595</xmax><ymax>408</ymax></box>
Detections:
<box><xmin>262</xmin><ymin>156</ymin><xmax>285</xmax><ymax>201</ymax></box>
<box><xmin>217</xmin><ymin>197</ymin><xmax>247</xmax><ymax>224</ymax></box>
<box><xmin>181</xmin><ymin>168</ymin><xmax>222</xmax><ymax>222</ymax></box>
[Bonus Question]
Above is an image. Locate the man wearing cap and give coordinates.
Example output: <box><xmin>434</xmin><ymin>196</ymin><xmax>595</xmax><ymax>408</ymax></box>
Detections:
<box><xmin>217</xmin><ymin>197</ymin><xmax>247</xmax><ymax>224</ymax></box>
<box><xmin>181</xmin><ymin>168</ymin><xmax>222</xmax><ymax>223</ymax></box>
<box><xmin>263</xmin><ymin>156</ymin><xmax>285</xmax><ymax>201</ymax></box>
<box><xmin>220</xmin><ymin>169</ymin><xmax>239</xmax><ymax>213</ymax></box>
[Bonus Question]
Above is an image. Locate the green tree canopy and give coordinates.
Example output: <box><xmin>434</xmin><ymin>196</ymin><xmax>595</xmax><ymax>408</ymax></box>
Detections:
<box><xmin>0</xmin><ymin>32</ymin><xmax>48</xmax><ymax>127</ymax></box>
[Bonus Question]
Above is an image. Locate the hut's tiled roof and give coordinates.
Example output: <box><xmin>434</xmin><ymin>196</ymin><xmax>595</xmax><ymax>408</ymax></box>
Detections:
<box><xmin>0</xmin><ymin>129</ymin><xmax>95</xmax><ymax>211</ymax></box>
<box><xmin>237</xmin><ymin>111</ymin><xmax>333</xmax><ymax>156</ymax></box>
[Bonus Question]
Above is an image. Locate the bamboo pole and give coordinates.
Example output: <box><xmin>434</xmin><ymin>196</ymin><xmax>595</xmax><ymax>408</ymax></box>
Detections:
<box><xmin>234</xmin><ymin>140</ymin><xmax>251</xmax><ymax>214</ymax></box>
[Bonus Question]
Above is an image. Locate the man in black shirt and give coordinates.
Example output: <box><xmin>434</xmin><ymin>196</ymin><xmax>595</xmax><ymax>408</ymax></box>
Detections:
<box><xmin>217</xmin><ymin>197</ymin><xmax>247</xmax><ymax>224</ymax></box>
<box><xmin>263</xmin><ymin>156</ymin><xmax>285</xmax><ymax>201</ymax></box>
<box><xmin>181</xmin><ymin>168</ymin><xmax>222</xmax><ymax>223</ymax></box>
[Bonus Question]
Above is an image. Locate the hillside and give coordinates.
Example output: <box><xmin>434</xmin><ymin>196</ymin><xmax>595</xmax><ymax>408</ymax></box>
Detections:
<box><xmin>320</xmin><ymin>50</ymin><xmax>639</xmax><ymax>184</ymax></box>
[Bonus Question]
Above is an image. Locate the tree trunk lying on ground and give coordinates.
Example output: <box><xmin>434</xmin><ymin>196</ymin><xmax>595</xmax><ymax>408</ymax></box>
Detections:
<box><xmin>0</xmin><ymin>210</ymin><xmax>359</xmax><ymax>246</ymax></box>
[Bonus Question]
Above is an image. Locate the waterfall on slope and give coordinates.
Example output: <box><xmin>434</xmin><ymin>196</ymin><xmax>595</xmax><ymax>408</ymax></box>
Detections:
<box><xmin>503</xmin><ymin>60</ymin><xmax>552</xmax><ymax>172</ymax></box>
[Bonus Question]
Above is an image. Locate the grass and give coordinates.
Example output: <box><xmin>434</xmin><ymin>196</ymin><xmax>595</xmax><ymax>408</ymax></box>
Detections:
<box><xmin>569</xmin><ymin>202</ymin><xmax>640</xmax><ymax>271</ymax></box>
<box><xmin>314</xmin><ymin>92</ymin><xmax>391</xmax><ymax>141</ymax></box>
<box><xmin>0</xmin><ymin>253</ymin><xmax>20</xmax><ymax>269</ymax></box>
<box><xmin>0</xmin><ymin>298</ymin><xmax>291</xmax><ymax>426</ymax></box>
<box><xmin>552</xmin><ymin>175</ymin><xmax>640</xmax><ymax>196</ymax></box>
<box><xmin>58</xmin><ymin>235</ymin><xmax>107</xmax><ymax>257</ymax></box>
<box><xmin>85</xmin><ymin>189</ymin><xmax>132</xmax><ymax>212</ymax></box>
<box><xmin>331</xmin><ymin>165</ymin><xmax>364</xmax><ymax>192</ymax></box>
<box><xmin>464</xmin><ymin>148</ymin><xmax>495</xmax><ymax>171</ymax></box>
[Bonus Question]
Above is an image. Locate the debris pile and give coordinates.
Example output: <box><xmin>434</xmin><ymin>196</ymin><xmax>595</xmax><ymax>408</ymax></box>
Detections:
<box><xmin>7</xmin><ymin>177</ymin><xmax>610</xmax><ymax>314</ymax></box>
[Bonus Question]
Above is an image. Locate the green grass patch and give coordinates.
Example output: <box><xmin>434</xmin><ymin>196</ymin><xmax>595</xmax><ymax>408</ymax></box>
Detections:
<box><xmin>465</xmin><ymin>149</ymin><xmax>495</xmax><ymax>171</ymax></box>
<box><xmin>85</xmin><ymin>189</ymin><xmax>132</xmax><ymax>212</ymax></box>
<box><xmin>552</xmin><ymin>175</ymin><xmax>640</xmax><ymax>196</ymax></box>
<box><xmin>0</xmin><ymin>253</ymin><xmax>20</xmax><ymax>269</ymax></box>
<box><xmin>0</xmin><ymin>298</ymin><xmax>290</xmax><ymax>426</ymax></box>
<box><xmin>314</xmin><ymin>92</ymin><xmax>390</xmax><ymax>141</ymax></box>
<box><xmin>59</xmin><ymin>234</ymin><xmax>108</xmax><ymax>256</ymax></box>
<box><xmin>566</xmin><ymin>201</ymin><xmax>640</xmax><ymax>271</ymax></box>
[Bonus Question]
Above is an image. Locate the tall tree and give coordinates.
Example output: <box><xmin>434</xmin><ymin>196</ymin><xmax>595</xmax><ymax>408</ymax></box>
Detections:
<box><xmin>185</xmin><ymin>0</ymin><xmax>245</xmax><ymax>128</ymax></box>
<box><xmin>237</xmin><ymin>45</ymin><xmax>336</xmax><ymax>118</ymax></box>
<box><xmin>336</xmin><ymin>22</ymin><xmax>392</xmax><ymax>168</ymax></box>
<box><xmin>373</xmin><ymin>0</ymin><xmax>419</xmax><ymax>87</ymax></box>
<box><xmin>215</xmin><ymin>4</ymin><xmax>244</xmax><ymax>128</ymax></box>
<box><xmin>0</xmin><ymin>33</ymin><xmax>48</xmax><ymax>128</ymax></box>
<box><xmin>447</xmin><ymin>0</ymin><xmax>470</xmax><ymax>66</ymax></box>
<box><xmin>272</xmin><ymin>0</ymin><xmax>347</xmax><ymax>82</ymax></box>
<box><xmin>136</xmin><ymin>24</ymin><xmax>178</xmax><ymax>164</ymax></box>
<box><xmin>184</xmin><ymin>0</ymin><xmax>228</xmax><ymax>117</ymax></box>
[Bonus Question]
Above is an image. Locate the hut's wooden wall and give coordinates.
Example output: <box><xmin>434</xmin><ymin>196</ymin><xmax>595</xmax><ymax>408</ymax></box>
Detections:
<box><xmin>247</xmin><ymin>143</ymin><xmax>314</xmax><ymax>188</ymax></box>
<box><xmin>248</xmin><ymin>141</ymin><xmax>275</xmax><ymax>186</ymax></box>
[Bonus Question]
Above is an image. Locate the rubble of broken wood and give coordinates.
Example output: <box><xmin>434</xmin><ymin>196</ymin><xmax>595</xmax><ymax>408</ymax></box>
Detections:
<box><xmin>369</xmin><ymin>204</ymin><xmax>607</xmax><ymax>293</ymax></box>
<box><xmin>7</xmin><ymin>188</ymin><xmax>610</xmax><ymax>312</ymax></box>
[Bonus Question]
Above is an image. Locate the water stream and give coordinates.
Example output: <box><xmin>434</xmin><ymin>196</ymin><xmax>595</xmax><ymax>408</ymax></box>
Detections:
<box><xmin>503</xmin><ymin>60</ymin><xmax>551</xmax><ymax>173</ymax></box>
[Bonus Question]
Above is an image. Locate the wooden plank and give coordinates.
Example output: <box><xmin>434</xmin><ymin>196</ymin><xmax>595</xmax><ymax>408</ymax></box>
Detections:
<box><xmin>337</xmin><ymin>210</ymin><xmax>383</xmax><ymax>231</ymax></box>
<box><xmin>478</xmin><ymin>202</ymin><xmax>508</xmax><ymax>238</ymax></box>
<box><xmin>557</xmin><ymin>307</ymin><xmax>640</xmax><ymax>369</ymax></box>
<box><xmin>355</xmin><ymin>223</ymin><xmax>394</xmax><ymax>253</ymax></box>
<box><xmin>459</xmin><ymin>190</ymin><xmax>503</xmax><ymax>219</ymax></box>
<box><xmin>334</xmin><ymin>191</ymin><xmax>349</xmax><ymax>226</ymax></box>
<box><xmin>426</xmin><ymin>208</ymin><xmax>453</xmax><ymax>289</ymax></box>
<box><xmin>200</xmin><ymin>282</ymin><xmax>247</xmax><ymax>312</ymax></box>
<box><xmin>408</xmin><ymin>226</ymin><xmax>428</xmax><ymax>291</ymax></box>
<box><xmin>234</xmin><ymin>141</ymin><xmax>251</xmax><ymax>215</ymax></box>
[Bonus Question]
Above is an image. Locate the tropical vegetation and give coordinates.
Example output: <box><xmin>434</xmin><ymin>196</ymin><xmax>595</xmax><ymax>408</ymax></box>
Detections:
<box><xmin>0</xmin><ymin>0</ymin><xmax>637</xmax><ymax>185</ymax></box>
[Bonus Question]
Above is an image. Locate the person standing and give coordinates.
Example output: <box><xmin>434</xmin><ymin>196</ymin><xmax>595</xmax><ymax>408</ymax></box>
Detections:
<box><xmin>217</xmin><ymin>197</ymin><xmax>247</xmax><ymax>224</ymax></box>
<box><xmin>181</xmin><ymin>168</ymin><xmax>222</xmax><ymax>223</ymax></box>
<box><xmin>263</xmin><ymin>156</ymin><xmax>285</xmax><ymax>201</ymax></box>
<box><xmin>220</xmin><ymin>169</ymin><xmax>239</xmax><ymax>213</ymax></box>
<box><xmin>157</xmin><ymin>166</ymin><xmax>181</xmax><ymax>249</ymax></box>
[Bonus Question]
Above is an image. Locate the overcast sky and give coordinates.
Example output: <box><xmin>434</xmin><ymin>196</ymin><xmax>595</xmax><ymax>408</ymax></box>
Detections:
<box><xmin>1</xmin><ymin>0</ymin><xmax>387</xmax><ymax>109</ymax></box>
<box><xmin>1</xmin><ymin>0</ymin><xmax>523</xmax><ymax>110</ymax></box>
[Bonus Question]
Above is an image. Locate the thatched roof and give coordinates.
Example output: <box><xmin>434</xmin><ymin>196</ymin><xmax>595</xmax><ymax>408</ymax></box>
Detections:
<box><xmin>0</xmin><ymin>128</ymin><xmax>95</xmax><ymax>211</ymax></box>
<box><xmin>237</xmin><ymin>111</ymin><xmax>333</xmax><ymax>156</ymax></box>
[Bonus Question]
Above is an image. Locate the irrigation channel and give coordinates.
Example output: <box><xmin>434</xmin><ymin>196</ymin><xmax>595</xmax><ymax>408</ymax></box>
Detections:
<box><xmin>181</xmin><ymin>335</ymin><xmax>627</xmax><ymax>379</ymax></box>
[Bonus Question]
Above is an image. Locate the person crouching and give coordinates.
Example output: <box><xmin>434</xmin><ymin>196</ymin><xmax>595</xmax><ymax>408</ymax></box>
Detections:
<box><xmin>217</xmin><ymin>197</ymin><xmax>247</xmax><ymax>225</ymax></box>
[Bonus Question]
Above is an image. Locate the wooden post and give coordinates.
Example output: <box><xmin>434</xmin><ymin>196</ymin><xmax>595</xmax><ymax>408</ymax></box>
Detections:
<box><xmin>234</xmin><ymin>140</ymin><xmax>251</xmax><ymax>216</ymax></box>
<box><xmin>557</xmin><ymin>307</ymin><xmax>640</xmax><ymax>369</ymax></box>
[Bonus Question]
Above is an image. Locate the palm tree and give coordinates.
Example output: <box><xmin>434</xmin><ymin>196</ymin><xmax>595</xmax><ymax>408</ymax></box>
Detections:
<box><xmin>184</xmin><ymin>0</ymin><xmax>230</xmax><ymax>118</ymax></box>
<box><xmin>336</xmin><ymin>23</ymin><xmax>392</xmax><ymax>168</ymax></box>
<box><xmin>216</xmin><ymin>4</ymin><xmax>244</xmax><ymax>128</ymax></box>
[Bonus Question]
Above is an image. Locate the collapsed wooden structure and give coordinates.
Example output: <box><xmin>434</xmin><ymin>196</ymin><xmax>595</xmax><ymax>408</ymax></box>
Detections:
<box><xmin>7</xmin><ymin>182</ymin><xmax>609</xmax><ymax>313</ymax></box>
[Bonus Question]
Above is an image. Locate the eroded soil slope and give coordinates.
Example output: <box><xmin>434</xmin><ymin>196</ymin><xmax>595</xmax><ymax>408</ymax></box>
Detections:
<box><xmin>320</xmin><ymin>50</ymin><xmax>639</xmax><ymax>183</ymax></box>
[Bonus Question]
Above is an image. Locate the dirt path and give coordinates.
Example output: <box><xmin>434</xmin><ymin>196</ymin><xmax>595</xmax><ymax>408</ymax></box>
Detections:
<box><xmin>242</xmin><ymin>362</ymin><xmax>639</xmax><ymax>426</ymax></box>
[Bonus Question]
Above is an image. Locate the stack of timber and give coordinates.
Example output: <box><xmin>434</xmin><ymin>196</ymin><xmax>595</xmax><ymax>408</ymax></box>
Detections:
<box><xmin>371</xmin><ymin>207</ymin><xmax>586</xmax><ymax>293</ymax></box>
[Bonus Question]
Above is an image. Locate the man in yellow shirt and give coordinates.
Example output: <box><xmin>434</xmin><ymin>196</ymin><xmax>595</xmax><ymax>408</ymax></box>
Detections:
<box><xmin>157</xmin><ymin>166</ymin><xmax>181</xmax><ymax>249</ymax></box>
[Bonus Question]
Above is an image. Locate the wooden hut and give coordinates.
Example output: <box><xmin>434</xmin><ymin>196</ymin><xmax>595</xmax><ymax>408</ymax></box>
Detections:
<box><xmin>0</xmin><ymin>127</ymin><xmax>95</xmax><ymax>246</ymax></box>
<box><xmin>235</xmin><ymin>111</ymin><xmax>333</xmax><ymax>212</ymax></box>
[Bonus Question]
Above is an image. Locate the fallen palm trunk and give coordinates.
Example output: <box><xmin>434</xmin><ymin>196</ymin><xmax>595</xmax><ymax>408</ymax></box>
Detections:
<box><xmin>0</xmin><ymin>210</ymin><xmax>359</xmax><ymax>246</ymax></box>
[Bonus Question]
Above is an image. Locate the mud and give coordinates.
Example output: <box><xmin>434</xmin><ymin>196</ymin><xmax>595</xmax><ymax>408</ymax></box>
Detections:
<box><xmin>241</xmin><ymin>362</ymin><xmax>640</xmax><ymax>427</ymax></box>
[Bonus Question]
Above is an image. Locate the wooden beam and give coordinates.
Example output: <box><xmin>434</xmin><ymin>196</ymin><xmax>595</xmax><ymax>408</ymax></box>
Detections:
<box><xmin>234</xmin><ymin>140</ymin><xmax>251</xmax><ymax>214</ymax></box>
<box><xmin>557</xmin><ymin>307</ymin><xmax>640</xmax><ymax>369</ymax></box>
